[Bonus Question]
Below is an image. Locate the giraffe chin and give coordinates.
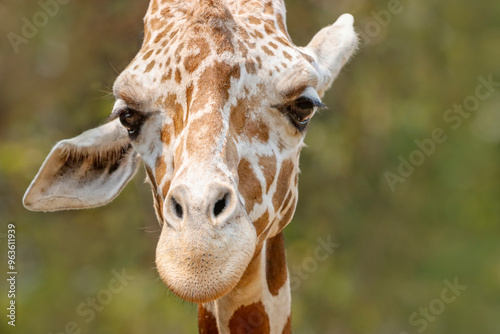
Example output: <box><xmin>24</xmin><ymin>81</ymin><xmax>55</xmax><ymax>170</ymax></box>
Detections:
<box><xmin>155</xmin><ymin>215</ymin><xmax>257</xmax><ymax>303</ymax></box>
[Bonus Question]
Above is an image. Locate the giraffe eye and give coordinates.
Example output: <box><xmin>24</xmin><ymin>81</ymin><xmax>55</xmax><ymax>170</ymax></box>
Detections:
<box><xmin>287</xmin><ymin>97</ymin><xmax>324</xmax><ymax>130</ymax></box>
<box><xmin>119</xmin><ymin>109</ymin><xmax>144</xmax><ymax>138</ymax></box>
<box><xmin>291</xmin><ymin>98</ymin><xmax>315</xmax><ymax>124</ymax></box>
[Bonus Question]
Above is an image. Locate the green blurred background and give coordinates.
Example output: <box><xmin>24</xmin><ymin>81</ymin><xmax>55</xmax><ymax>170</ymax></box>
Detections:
<box><xmin>1</xmin><ymin>0</ymin><xmax>499</xmax><ymax>333</ymax></box>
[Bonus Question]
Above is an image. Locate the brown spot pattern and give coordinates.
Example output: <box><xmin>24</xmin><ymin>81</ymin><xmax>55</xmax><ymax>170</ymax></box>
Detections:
<box><xmin>264</xmin><ymin>21</ymin><xmax>275</xmax><ymax>35</ymax></box>
<box><xmin>245</xmin><ymin>61</ymin><xmax>257</xmax><ymax>75</ymax></box>
<box><xmin>282</xmin><ymin>191</ymin><xmax>293</xmax><ymax>212</ymax></box>
<box><xmin>247</xmin><ymin>119</ymin><xmax>270</xmax><ymax>143</ymax></box>
<box><xmin>184</xmin><ymin>37</ymin><xmax>210</xmax><ymax>73</ymax></box>
<box><xmin>191</xmin><ymin>62</ymin><xmax>241</xmax><ymax>115</ymax></box>
<box><xmin>162</xmin><ymin>69</ymin><xmax>172</xmax><ymax>82</ymax></box>
<box><xmin>282</xmin><ymin>316</ymin><xmax>292</xmax><ymax>334</ymax></box>
<box><xmin>266</xmin><ymin>232</ymin><xmax>288</xmax><ymax>296</ymax></box>
<box><xmin>248</xmin><ymin>16</ymin><xmax>261</xmax><ymax>25</ymax></box>
<box><xmin>163</xmin><ymin>94</ymin><xmax>184</xmax><ymax>136</ymax></box>
<box><xmin>276</xmin><ymin>13</ymin><xmax>289</xmax><ymax>38</ymax></box>
<box><xmin>186</xmin><ymin>83</ymin><xmax>194</xmax><ymax>109</ymax></box>
<box><xmin>236</xmin><ymin>247</ymin><xmax>262</xmax><ymax>291</ymax></box>
<box><xmin>264</xmin><ymin>0</ymin><xmax>274</xmax><ymax>15</ymax></box>
<box><xmin>229</xmin><ymin>302</ymin><xmax>270</xmax><ymax>334</ymax></box>
<box><xmin>278</xmin><ymin>201</ymin><xmax>295</xmax><ymax>232</ymax></box>
<box><xmin>272</xmin><ymin>159</ymin><xmax>294</xmax><ymax>210</ymax></box>
<box><xmin>145</xmin><ymin>166</ymin><xmax>164</xmax><ymax>223</ymax></box>
<box><xmin>253</xmin><ymin>210</ymin><xmax>269</xmax><ymax>236</ymax></box>
<box><xmin>162</xmin><ymin>180</ymin><xmax>171</xmax><ymax>200</ymax></box>
<box><xmin>275</xmin><ymin>36</ymin><xmax>291</xmax><ymax>47</ymax></box>
<box><xmin>155</xmin><ymin>156</ymin><xmax>167</xmax><ymax>182</ymax></box>
<box><xmin>175</xmin><ymin>68</ymin><xmax>182</xmax><ymax>83</ymax></box>
<box><xmin>282</xmin><ymin>51</ymin><xmax>292</xmax><ymax>60</ymax></box>
<box><xmin>238</xmin><ymin>158</ymin><xmax>263</xmax><ymax>214</ymax></box>
<box><xmin>258</xmin><ymin>155</ymin><xmax>277</xmax><ymax>192</ymax></box>
<box><xmin>145</xmin><ymin>60</ymin><xmax>156</xmax><ymax>73</ymax></box>
<box><xmin>199</xmin><ymin>305</ymin><xmax>219</xmax><ymax>334</ymax></box>
<box><xmin>225</xmin><ymin>135</ymin><xmax>241</xmax><ymax>175</ymax></box>
<box><xmin>261</xmin><ymin>45</ymin><xmax>274</xmax><ymax>56</ymax></box>
<box><xmin>229</xmin><ymin>98</ymin><xmax>247</xmax><ymax>135</ymax></box>
<box><xmin>160</xmin><ymin>124</ymin><xmax>171</xmax><ymax>146</ymax></box>
<box><xmin>142</xmin><ymin>49</ymin><xmax>154</xmax><ymax>60</ymax></box>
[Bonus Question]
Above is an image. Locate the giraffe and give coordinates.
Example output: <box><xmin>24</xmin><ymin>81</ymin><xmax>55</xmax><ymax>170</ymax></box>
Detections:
<box><xmin>23</xmin><ymin>0</ymin><xmax>357</xmax><ymax>332</ymax></box>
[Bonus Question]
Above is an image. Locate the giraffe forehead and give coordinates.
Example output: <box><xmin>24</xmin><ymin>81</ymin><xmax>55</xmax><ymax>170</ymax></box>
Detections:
<box><xmin>138</xmin><ymin>24</ymin><xmax>299</xmax><ymax>71</ymax></box>
<box><xmin>114</xmin><ymin>0</ymin><xmax>321</xmax><ymax>110</ymax></box>
<box><xmin>120</xmin><ymin>0</ymin><xmax>315</xmax><ymax>96</ymax></box>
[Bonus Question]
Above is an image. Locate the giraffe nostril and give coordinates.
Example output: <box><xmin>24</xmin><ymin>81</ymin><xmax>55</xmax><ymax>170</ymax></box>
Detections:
<box><xmin>171</xmin><ymin>197</ymin><xmax>183</xmax><ymax>219</ymax></box>
<box><xmin>213</xmin><ymin>193</ymin><xmax>229</xmax><ymax>218</ymax></box>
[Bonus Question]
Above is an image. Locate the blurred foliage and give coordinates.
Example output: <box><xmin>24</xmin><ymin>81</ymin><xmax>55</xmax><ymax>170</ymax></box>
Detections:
<box><xmin>1</xmin><ymin>0</ymin><xmax>500</xmax><ymax>333</ymax></box>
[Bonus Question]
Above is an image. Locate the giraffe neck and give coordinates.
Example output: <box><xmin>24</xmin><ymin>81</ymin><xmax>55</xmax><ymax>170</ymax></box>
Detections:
<box><xmin>198</xmin><ymin>232</ymin><xmax>292</xmax><ymax>333</ymax></box>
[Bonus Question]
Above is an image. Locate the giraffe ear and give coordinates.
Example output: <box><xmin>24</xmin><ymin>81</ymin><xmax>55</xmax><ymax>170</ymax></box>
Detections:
<box><xmin>306</xmin><ymin>14</ymin><xmax>358</xmax><ymax>94</ymax></box>
<box><xmin>23</xmin><ymin>119</ymin><xmax>140</xmax><ymax>212</ymax></box>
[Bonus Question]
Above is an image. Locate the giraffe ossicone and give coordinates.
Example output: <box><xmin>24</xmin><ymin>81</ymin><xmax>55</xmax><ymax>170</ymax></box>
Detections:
<box><xmin>23</xmin><ymin>0</ymin><xmax>357</xmax><ymax>332</ymax></box>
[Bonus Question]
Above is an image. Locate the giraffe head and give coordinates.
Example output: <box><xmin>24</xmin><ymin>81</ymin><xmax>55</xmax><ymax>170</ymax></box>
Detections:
<box><xmin>24</xmin><ymin>0</ymin><xmax>357</xmax><ymax>304</ymax></box>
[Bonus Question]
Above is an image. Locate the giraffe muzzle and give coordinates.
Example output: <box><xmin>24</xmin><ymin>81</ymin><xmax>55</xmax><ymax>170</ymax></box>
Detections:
<box><xmin>155</xmin><ymin>181</ymin><xmax>257</xmax><ymax>303</ymax></box>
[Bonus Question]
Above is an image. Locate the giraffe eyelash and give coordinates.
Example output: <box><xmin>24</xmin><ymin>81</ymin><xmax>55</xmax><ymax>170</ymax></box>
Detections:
<box><xmin>282</xmin><ymin>96</ymin><xmax>327</xmax><ymax>132</ymax></box>
<box><xmin>108</xmin><ymin>108</ymin><xmax>148</xmax><ymax>139</ymax></box>
<box><xmin>108</xmin><ymin>107</ymin><xmax>131</xmax><ymax>122</ymax></box>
